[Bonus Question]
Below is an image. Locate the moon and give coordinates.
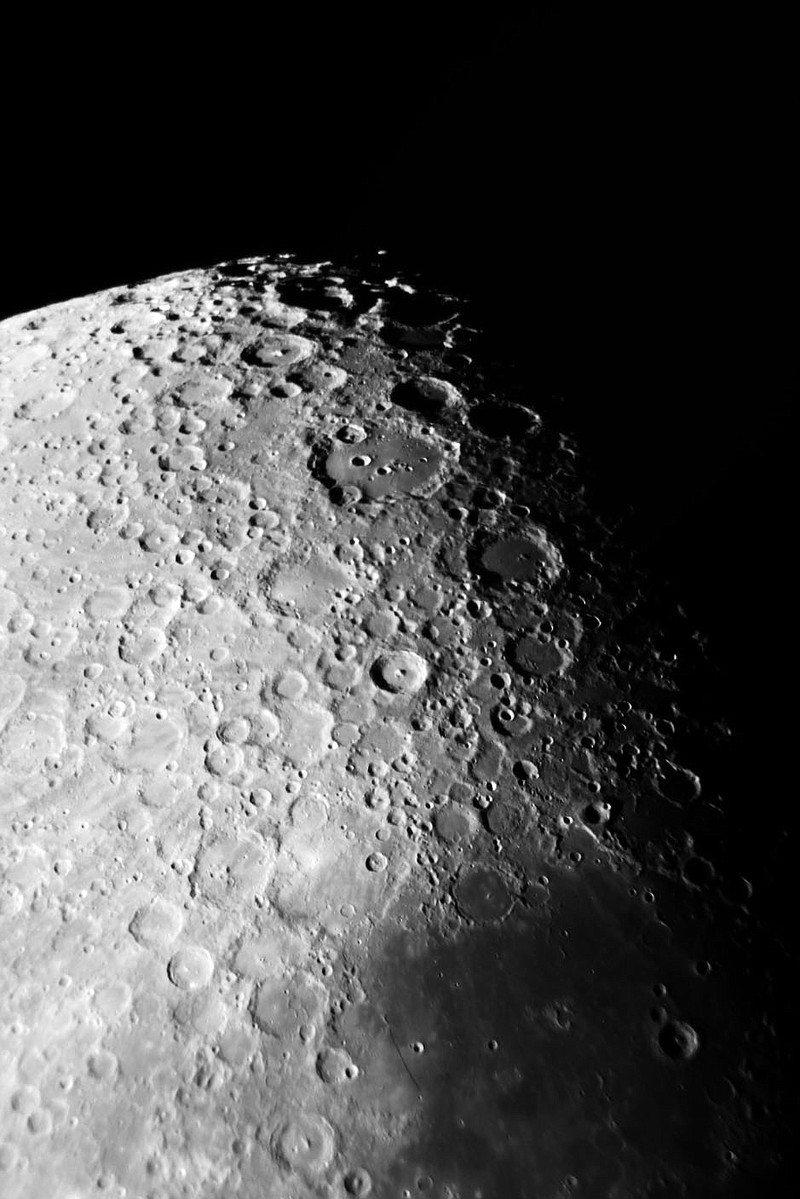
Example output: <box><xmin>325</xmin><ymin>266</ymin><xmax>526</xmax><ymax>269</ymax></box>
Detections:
<box><xmin>0</xmin><ymin>254</ymin><xmax>784</xmax><ymax>1196</ymax></box>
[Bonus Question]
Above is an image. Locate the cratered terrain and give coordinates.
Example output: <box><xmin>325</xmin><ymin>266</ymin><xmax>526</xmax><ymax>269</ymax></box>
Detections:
<box><xmin>0</xmin><ymin>254</ymin><xmax>790</xmax><ymax>1198</ymax></box>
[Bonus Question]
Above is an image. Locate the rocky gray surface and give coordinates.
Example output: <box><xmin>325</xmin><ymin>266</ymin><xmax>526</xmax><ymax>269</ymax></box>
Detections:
<box><xmin>0</xmin><ymin>255</ymin><xmax>786</xmax><ymax>1197</ymax></box>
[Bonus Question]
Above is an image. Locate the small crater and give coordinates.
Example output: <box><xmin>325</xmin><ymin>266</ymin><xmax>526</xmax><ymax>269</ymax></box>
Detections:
<box><xmin>657</xmin><ymin>1019</ymin><xmax>700</xmax><ymax>1061</ymax></box>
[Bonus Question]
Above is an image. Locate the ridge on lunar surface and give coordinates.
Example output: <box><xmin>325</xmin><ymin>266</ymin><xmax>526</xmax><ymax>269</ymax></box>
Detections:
<box><xmin>0</xmin><ymin>254</ymin><xmax>789</xmax><ymax>1196</ymax></box>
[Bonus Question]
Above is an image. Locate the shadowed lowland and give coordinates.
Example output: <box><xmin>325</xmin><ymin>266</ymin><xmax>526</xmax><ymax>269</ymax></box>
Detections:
<box><xmin>0</xmin><ymin>253</ymin><xmax>791</xmax><ymax>1198</ymax></box>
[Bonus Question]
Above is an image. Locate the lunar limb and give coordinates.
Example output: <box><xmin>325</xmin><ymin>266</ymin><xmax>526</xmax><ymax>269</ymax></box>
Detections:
<box><xmin>0</xmin><ymin>255</ymin><xmax>787</xmax><ymax>1196</ymax></box>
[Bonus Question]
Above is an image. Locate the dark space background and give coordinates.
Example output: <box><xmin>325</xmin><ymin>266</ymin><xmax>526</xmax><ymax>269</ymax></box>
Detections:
<box><xmin>2</xmin><ymin>13</ymin><xmax>794</xmax><ymax>895</ymax></box>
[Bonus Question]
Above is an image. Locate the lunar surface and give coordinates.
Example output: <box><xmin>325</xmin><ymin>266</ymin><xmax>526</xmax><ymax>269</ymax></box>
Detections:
<box><xmin>0</xmin><ymin>255</ymin><xmax>788</xmax><ymax>1197</ymax></box>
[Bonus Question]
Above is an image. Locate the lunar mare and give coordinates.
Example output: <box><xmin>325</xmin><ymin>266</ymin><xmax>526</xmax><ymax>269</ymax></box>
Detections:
<box><xmin>0</xmin><ymin>255</ymin><xmax>786</xmax><ymax>1196</ymax></box>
